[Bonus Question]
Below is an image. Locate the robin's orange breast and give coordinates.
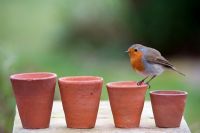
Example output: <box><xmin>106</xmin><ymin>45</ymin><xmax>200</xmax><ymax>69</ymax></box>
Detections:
<box><xmin>130</xmin><ymin>51</ymin><xmax>145</xmax><ymax>72</ymax></box>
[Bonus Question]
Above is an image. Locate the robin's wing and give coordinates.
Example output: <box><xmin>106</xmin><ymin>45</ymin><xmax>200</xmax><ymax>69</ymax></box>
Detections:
<box><xmin>144</xmin><ymin>48</ymin><xmax>185</xmax><ymax>76</ymax></box>
<box><xmin>144</xmin><ymin>48</ymin><xmax>172</xmax><ymax>66</ymax></box>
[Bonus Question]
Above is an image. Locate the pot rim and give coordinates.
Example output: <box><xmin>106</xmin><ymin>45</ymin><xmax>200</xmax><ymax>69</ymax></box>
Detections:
<box><xmin>106</xmin><ymin>81</ymin><xmax>148</xmax><ymax>88</ymax></box>
<box><xmin>150</xmin><ymin>90</ymin><xmax>188</xmax><ymax>96</ymax></box>
<box><xmin>10</xmin><ymin>72</ymin><xmax>57</xmax><ymax>81</ymax></box>
<box><xmin>59</xmin><ymin>76</ymin><xmax>103</xmax><ymax>83</ymax></box>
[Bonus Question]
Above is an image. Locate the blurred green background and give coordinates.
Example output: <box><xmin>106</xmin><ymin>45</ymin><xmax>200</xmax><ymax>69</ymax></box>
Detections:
<box><xmin>0</xmin><ymin>0</ymin><xmax>200</xmax><ymax>132</ymax></box>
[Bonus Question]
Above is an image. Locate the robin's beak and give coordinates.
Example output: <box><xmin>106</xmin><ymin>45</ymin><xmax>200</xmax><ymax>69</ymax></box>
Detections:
<box><xmin>125</xmin><ymin>48</ymin><xmax>130</xmax><ymax>53</ymax></box>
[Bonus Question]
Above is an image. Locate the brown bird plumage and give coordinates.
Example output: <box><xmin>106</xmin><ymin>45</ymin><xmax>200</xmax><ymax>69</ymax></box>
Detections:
<box><xmin>127</xmin><ymin>44</ymin><xmax>185</xmax><ymax>86</ymax></box>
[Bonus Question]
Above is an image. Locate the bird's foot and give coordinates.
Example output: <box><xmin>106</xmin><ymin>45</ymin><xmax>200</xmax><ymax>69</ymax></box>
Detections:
<box><xmin>137</xmin><ymin>81</ymin><xmax>144</xmax><ymax>86</ymax></box>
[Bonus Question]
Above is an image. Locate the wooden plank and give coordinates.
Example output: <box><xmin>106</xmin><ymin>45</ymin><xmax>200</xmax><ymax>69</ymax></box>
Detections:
<box><xmin>13</xmin><ymin>101</ymin><xmax>191</xmax><ymax>133</ymax></box>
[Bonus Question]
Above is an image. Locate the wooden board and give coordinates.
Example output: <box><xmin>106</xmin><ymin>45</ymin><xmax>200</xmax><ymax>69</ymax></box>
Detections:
<box><xmin>13</xmin><ymin>101</ymin><xmax>191</xmax><ymax>133</ymax></box>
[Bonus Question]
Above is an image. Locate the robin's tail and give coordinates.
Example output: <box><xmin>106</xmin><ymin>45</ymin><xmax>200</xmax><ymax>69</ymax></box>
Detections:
<box><xmin>171</xmin><ymin>66</ymin><xmax>186</xmax><ymax>76</ymax></box>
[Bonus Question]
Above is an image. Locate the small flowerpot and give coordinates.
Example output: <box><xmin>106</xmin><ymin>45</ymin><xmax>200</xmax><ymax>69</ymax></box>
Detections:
<box><xmin>106</xmin><ymin>81</ymin><xmax>147</xmax><ymax>128</ymax></box>
<box><xmin>150</xmin><ymin>90</ymin><xmax>187</xmax><ymax>128</ymax></box>
<box><xmin>10</xmin><ymin>72</ymin><xmax>57</xmax><ymax>129</ymax></box>
<box><xmin>58</xmin><ymin>76</ymin><xmax>103</xmax><ymax>129</ymax></box>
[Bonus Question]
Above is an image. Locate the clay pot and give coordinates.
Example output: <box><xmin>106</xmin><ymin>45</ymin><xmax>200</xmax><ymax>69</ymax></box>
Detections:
<box><xmin>106</xmin><ymin>81</ymin><xmax>147</xmax><ymax>128</ymax></box>
<box><xmin>10</xmin><ymin>72</ymin><xmax>57</xmax><ymax>129</ymax></box>
<box><xmin>58</xmin><ymin>76</ymin><xmax>103</xmax><ymax>129</ymax></box>
<box><xmin>150</xmin><ymin>90</ymin><xmax>187</xmax><ymax>128</ymax></box>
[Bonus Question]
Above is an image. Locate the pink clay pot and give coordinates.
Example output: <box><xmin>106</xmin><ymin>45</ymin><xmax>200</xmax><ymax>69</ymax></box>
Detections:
<box><xmin>58</xmin><ymin>76</ymin><xmax>103</xmax><ymax>129</ymax></box>
<box><xmin>106</xmin><ymin>81</ymin><xmax>147</xmax><ymax>128</ymax></box>
<box><xmin>10</xmin><ymin>72</ymin><xmax>57</xmax><ymax>129</ymax></box>
<box><xmin>150</xmin><ymin>90</ymin><xmax>187</xmax><ymax>128</ymax></box>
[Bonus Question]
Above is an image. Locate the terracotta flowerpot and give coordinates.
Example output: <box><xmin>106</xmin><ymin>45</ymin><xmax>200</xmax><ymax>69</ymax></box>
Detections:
<box><xmin>150</xmin><ymin>90</ymin><xmax>187</xmax><ymax>128</ymax></box>
<box><xmin>106</xmin><ymin>81</ymin><xmax>147</xmax><ymax>128</ymax></box>
<box><xmin>10</xmin><ymin>72</ymin><xmax>57</xmax><ymax>129</ymax></box>
<box><xmin>58</xmin><ymin>76</ymin><xmax>103</xmax><ymax>129</ymax></box>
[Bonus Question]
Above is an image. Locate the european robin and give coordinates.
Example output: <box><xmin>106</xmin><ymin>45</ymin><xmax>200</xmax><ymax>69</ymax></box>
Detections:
<box><xmin>126</xmin><ymin>44</ymin><xmax>185</xmax><ymax>87</ymax></box>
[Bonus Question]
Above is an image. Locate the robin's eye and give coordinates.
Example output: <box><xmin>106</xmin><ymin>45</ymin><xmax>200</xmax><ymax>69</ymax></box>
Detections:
<box><xmin>134</xmin><ymin>49</ymin><xmax>138</xmax><ymax>52</ymax></box>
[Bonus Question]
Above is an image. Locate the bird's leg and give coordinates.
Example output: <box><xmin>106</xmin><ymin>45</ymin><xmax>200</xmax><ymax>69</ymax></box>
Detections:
<box><xmin>137</xmin><ymin>76</ymin><xmax>149</xmax><ymax>86</ymax></box>
<box><xmin>145</xmin><ymin>75</ymin><xmax>156</xmax><ymax>89</ymax></box>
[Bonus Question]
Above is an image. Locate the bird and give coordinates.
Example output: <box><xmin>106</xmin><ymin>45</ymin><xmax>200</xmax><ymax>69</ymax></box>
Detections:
<box><xmin>126</xmin><ymin>44</ymin><xmax>185</xmax><ymax>87</ymax></box>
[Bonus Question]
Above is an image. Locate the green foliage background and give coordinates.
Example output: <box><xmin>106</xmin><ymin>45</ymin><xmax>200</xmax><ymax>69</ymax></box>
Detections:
<box><xmin>0</xmin><ymin>0</ymin><xmax>200</xmax><ymax>132</ymax></box>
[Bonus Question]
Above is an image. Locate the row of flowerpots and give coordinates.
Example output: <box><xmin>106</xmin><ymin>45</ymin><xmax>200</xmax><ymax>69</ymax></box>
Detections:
<box><xmin>10</xmin><ymin>72</ymin><xmax>187</xmax><ymax>129</ymax></box>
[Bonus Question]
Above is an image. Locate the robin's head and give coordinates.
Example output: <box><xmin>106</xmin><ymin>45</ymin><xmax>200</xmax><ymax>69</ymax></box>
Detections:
<box><xmin>126</xmin><ymin>44</ymin><xmax>144</xmax><ymax>58</ymax></box>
